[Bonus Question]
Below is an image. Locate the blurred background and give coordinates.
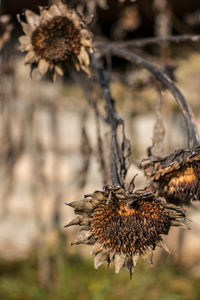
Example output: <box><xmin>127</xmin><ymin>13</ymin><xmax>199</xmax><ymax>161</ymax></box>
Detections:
<box><xmin>0</xmin><ymin>0</ymin><xmax>200</xmax><ymax>299</ymax></box>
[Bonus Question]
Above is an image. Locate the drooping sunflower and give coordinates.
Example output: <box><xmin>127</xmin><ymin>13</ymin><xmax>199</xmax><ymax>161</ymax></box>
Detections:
<box><xmin>0</xmin><ymin>15</ymin><xmax>13</xmax><ymax>51</ymax></box>
<box><xmin>18</xmin><ymin>1</ymin><xmax>93</xmax><ymax>78</ymax></box>
<box><xmin>65</xmin><ymin>184</ymin><xmax>186</xmax><ymax>277</ymax></box>
<box><xmin>140</xmin><ymin>146</ymin><xmax>200</xmax><ymax>205</ymax></box>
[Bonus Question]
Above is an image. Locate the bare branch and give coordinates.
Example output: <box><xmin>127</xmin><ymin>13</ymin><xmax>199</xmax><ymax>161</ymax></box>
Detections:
<box><xmin>95</xmin><ymin>34</ymin><xmax>200</xmax><ymax>49</ymax></box>
<box><xmin>107</xmin><ymin>46</ymin><xmax>199</xmax><ymax>148</ymax></box>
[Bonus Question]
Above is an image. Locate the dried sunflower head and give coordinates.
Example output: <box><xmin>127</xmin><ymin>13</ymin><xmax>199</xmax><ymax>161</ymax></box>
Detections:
<box><xmin>65</xmin><ymin>184</ymin><xmax>186</xmax><ymax>277</ymax></box>
<box><xmin>0</xmin><ymin>15</ymin><xmax>13</xmax><ymax>50</ymax></box>
<box><xmin>18</xmin><ymin>1</ymin><xmax>93</xmax><ymax>78</ymax></box>
<box><xmin>140</xmin><ymin>146</ymin><xmax>200</xmax><ymax>205</ymax></box>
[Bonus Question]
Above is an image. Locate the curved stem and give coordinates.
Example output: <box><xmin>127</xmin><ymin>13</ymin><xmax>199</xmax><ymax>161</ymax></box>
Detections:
<box><xmin>108</xmin><ymin>46</ymin><xmax>199</xmax><ymax>148</ymax></box>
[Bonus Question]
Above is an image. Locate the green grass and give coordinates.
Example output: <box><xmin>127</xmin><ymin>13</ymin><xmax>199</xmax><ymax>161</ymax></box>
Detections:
<box><xmin>0</xmin><ymin>253</ymin><xmax>200</xmax><ymax>300</ymax></box>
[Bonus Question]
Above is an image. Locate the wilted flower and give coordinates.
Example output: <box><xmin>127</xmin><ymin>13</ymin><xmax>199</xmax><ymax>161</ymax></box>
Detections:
<box><xmin>65</xmin><ymin>184</ymin><xmax>186</xmax><ymax>277</ymax></box>
<box><xmin>18</xmin><ymin>1</ymin><xmax>93</xmax><ymax>78</ymax></box>
<box><xmin>140</xmin><ymin>146</ymin><xmax>200</xmax><ymax>205</ymax></box>
<box><xmin>0</xmin><ymin>15</ymin><xmax>13</xmax><ymax>50</ymax></box>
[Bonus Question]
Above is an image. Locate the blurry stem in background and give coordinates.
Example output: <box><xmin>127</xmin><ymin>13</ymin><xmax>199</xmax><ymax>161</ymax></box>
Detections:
<box><xmin>150</xmin><ymin>0</ymin><xmax>170</xmax><ymax>156</ymax></box>
<box><xmin>79</xmin><ymin>112</ymin><xmax>92</xmax><ymax>188</ymax></box>
<box><xmin>0</xmin><ymin>60</ymin><xmax>24</xmax><ymax>219</ymax></box>
<box><xmin>71</xmin><ymin>71</ymin><xmax>110</xmax><ymax>185</ymax></box>
<box><xmin>107</xmin><ymin>46</ymin><xmax>199</xmax><ymax>149</ymax></box>
<box><xmin>48</xmin><ymin>101</ymin><xmax>66</xmax><ymax>233</ymax></box>
<box><xmin>93</xmin><ymin>98</ymin><xmax>110</xmax><ymax>185</ymax></box>
<box><xmin>154</xmin><ymin>0</ymin><xmax>172</xmax><ymax>39</ymax></box>
<box><xmin>26</xmin><ymin>100</ymin><xmax>52</xmax><ymax>290</ymax></box>
<box><xmin>148</xmin><ymin>86</ymin><xmax>165</xmax><ymax>157</ymax></box>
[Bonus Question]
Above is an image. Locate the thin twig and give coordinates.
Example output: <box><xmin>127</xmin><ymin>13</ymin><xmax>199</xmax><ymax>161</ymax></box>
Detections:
<box><xmin>107</xmin><ymin>46</ymin><xmax>199</xmax><ymax>148</ymax></box>
<box><xmin>95</xmin><ymin>34</ymin><xmax>200</xmax><ymax>49</ymax></box>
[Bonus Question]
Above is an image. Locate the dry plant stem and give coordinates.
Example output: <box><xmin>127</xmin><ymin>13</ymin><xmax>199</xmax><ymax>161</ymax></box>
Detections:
<box><xmin>95</xmin><ymin>34</ymin><xmax>200</xmax><ymax>48</ymax></box>
<box><xmin>96</xmin><ymin>65</ymin><xmax>131</xmax><ymax>186</ymax></box>
<box><xmin>94</xmin><ymin>103</ymin><xmax>110</xmax><ymax>185</ymax></box>
<box><xmin>94</xmin><ymin>56</ymin><xmax>128</xmax><ymax>186</ymax></box>
<box><xmin>109</xmin><ymin>46</ymin><xmax>199</xmax><ymax>148</ymax></box>
<box><xmin>98</xmin><ymin>67</ymin><xmax>123</xmax><ymax>186</ymax></box>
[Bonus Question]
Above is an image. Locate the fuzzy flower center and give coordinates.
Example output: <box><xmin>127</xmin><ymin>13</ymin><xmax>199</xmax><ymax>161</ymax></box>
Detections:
<box><xmin>91</xmin><ymin>199</ymin><xmax>170</xmax><ymax>256</ymax></box>
<box><xmin>31</xmin><ymin>16</ymin><xmax>81</xmax><ymax>63</ymax></box>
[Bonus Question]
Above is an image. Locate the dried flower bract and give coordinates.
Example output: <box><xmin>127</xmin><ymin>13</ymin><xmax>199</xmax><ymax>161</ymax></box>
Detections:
<box><xmin>140</xmin><ymin>146</ymin><xmax>200</xmax><ymax>205</ymax></box>
<box><xmin>65</xmin><ymin>184</ymin><xmax>186</xmax><ymax>277</ymax></box>
<box><xmin>18</xmin><ymin>1</ymin><xmax>93</xmax><ymax>78</ymax></box>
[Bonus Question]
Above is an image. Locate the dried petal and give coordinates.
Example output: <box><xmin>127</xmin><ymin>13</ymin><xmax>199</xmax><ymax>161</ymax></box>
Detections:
<box><xmin>157</xmin><ymin>240</ymin><xmax>171</xmax><ymax>254</ymax></box>
<box><xmin>71</xmin><ymin>231</ymin><xmax>95</xmax><ymax>245</ymax></box>
<box><xmin>25</xmin><ymin>10</ymin><xmax>39</xmax><ymax>29</ymax></box>
<box><xmin>55</xmin><ymin>65</ymin><xmax>64</xmax><ymax>76</ymax></box>
<box><xmin>94</xmin><ymin>250</ymin><xmax>109</xmax><ymax>269</ymax></box>
<box><xmin>64</xmin><ymin>216</ymin><xmax>82</xmax><ymax>228</ymax></box>
<box><xmin>24</xmin><ymin>50</ymin><xmax>36</xmax><ymax>64</ymax></box>
<box><xmin>124</xmin><ymin>257</ymin><xmax>134</xmax><ymax>278</ymax></box>
<box><xmin>66</xmin><ymin>199</ymin><xmax>94</xmax><ymax>212</ymax></box>
<box><xmin>114</xmin><ymin>253</ymin><xmax>126</xmax><ymax>274</ymax></box>
<box><xmin>38</xmin><ymin>58</ymin><xmax>49</xmax><ymax>75</ymax></box>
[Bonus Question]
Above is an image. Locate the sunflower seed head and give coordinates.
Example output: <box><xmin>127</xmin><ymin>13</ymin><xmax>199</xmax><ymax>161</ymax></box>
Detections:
<box><xmin>140</xmin><ymin>146</ymin><xmax>200</xmax><ymax>205</ymax></box>
<box><xmin>18</xmin><ymin>1</ymin><xmax>93</xmax><ymax>79</ymax></box>
<box><xmin>65</xmin><ymin>182</ymin><xmax>188</xmax><ymax>277</ymax></box>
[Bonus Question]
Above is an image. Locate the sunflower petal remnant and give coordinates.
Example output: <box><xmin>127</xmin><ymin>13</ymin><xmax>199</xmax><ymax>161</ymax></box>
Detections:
<box><xmin>140</xmin><ymin>146</ymin><xmax>200</xmax><ymax>205</ymax></box>
<box><xmin>18</xmin><ymin>1</ymin><xmax>93</xmax><ymax>78</ymax></box>
<box><xmin>65</xmin><ymin>183</ymin><xmax>187</xmax><ymax>276</ymax></box>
